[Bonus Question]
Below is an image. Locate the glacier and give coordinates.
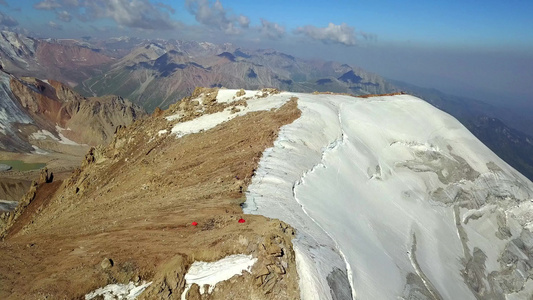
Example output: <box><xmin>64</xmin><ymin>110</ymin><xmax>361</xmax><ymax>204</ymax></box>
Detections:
<box><xmin>245</xmin><ymin>93</ymin><xmax>533</xmax><ymax>299</ymax></box>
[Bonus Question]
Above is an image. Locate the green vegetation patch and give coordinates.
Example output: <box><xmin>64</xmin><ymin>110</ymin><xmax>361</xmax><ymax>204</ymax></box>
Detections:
<box><xmin>0</xmin><ymin>160</ymin><xmax>46</xmax><ymax>171</ymax></box>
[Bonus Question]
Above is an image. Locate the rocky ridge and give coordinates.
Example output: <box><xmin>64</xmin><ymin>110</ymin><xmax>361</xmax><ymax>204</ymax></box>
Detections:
<box><xmin>0</xmin><ymin>88</ymin><xmax>301</xmax><ymax>299</ymax></box>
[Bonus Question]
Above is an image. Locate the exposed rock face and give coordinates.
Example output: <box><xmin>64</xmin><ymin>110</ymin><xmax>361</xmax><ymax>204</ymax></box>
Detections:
<box><xmin>38</xmin><ymin>168</ymin><xmax>53</xmax><ymax>184</ymax></box>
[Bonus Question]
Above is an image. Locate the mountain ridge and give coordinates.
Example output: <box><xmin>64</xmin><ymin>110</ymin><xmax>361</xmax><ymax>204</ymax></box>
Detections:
<box><xmin>1</xmin><ymin>89</ymin><xmax>532</xmax><ymax>299</ymax></box>
<box><xmin>0</xmin><ymin>88</ymin><xmax>302</xmax><ymax>299</ymax></box>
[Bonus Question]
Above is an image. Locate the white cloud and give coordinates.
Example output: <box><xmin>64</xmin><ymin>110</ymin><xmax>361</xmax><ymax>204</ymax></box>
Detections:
<box><xmin>185</xmin><ymin>0</ymin><xmax>249</xmax><ymax>34</ymax></box>
<box><xmin>295</xmin><ymin>23</ymin><xmax>356</xmax><ymax>46</ymax></box>
<box><xmin>57</xmin><ymin>10</ymin><xmax>72</xmax><ymax>22</ymax></box>
<box><xmin>238</xmin><ymin>15</ymin><xmax>249</xmax><ymax>28</ymax></box>
<box><xmin>48</xmin><ymin>20</ymin><xmax>63</xmax><ymax>30</ymax></box>
<box><xmin>34</xmin><ymin>0</ymin><xmax>62</xmax><ymax>10</ymax></box>
<box><xmin>34</xmin><ymin>0</ymin><xmax>177</xmax><ymax>30</ymax></box>
<box><xmin>87</xmin><ymin>0</ymin><xmax>176</xmax><ymax>30</ymax></box>
<box><xmin>260</xmin><ymin>19</ymin><xmax>285</xmax><ymax>40</ymax></box>
<box><xmin>62</xmin><ymin>0</ymin><xmax>80</xmax><ymax>6</ymax></box>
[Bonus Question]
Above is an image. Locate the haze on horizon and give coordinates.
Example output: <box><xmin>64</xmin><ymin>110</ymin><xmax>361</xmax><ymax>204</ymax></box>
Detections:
<box><xmin>1</xmin><ymin>0</ymin><xmax>532</xmax><ymax>109</ymax></box>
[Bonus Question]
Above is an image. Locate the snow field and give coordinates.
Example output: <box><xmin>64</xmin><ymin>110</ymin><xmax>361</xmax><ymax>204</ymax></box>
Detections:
<box><xmin>245</xmin><ymin>93</ymin><xmax>533</xmax><ymax>299</ymax></box>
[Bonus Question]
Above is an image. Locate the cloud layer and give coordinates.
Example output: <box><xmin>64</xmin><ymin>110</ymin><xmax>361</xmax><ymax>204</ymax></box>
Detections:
<box><xmin>34</xmin><ymin>0</ymin><xmax>177</xmax><ymax>30</ymax></box>
<box><xmin>57</xmin><ymin>10</ymin><xmax>72</xmax><ymax>22</ymax></box>
<box><xmin>295</xmin><ymin>23</ymin><xmax>356</xmax><ymax>46</ymax></box>
<box><xmin>25</xmin><ymin>0</ymin><xmax>373</xmax><ymax>48</ymax></box>
<box><xmin>185</xmin><ymin>0</ymin><xmax>250</xmax><ymax>34</ymax></box>
<box><xmin>260</xmin><ymin>19</ymin><xmax>285</xmax><ymax>40</ymax></box>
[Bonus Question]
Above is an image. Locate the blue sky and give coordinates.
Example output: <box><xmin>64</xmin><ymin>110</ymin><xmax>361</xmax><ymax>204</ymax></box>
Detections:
<box><xmin>1</xmin><ymin>0</ymin><xmax>531</xmax><ymax>48</ymax></box>
<box><xmin>0</xmin><ymin>0</ymin><xmax>532</xmax><ymax>106</ymax></box>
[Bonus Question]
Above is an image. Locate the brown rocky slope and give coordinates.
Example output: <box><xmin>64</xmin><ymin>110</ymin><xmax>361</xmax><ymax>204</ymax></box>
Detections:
<box><xmin>6</xmin><ymin>74</ymin><xmax>146</xmax><ymax>151</ymax></box>
<box><xmin>0</xmin><ymin>88</ymin><xmax>301</xmax><ymax>299</ymax></box>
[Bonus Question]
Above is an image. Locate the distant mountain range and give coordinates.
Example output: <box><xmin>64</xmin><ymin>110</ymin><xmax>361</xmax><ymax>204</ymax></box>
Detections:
<box><xmin>77</xmin><ymin>41</ymin><xmax>396</xmax><ymax>112</ymax></box>
<box><xmin>0</xmin><ymin>30</ymin><xmax>532</xmax><ymax>181</ymax></box>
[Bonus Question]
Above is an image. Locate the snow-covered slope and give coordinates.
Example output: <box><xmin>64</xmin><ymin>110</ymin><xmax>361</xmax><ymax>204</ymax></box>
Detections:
<box><xmin>245</xmin><ymin>93</ymin><xmax>533</xmax><ymax>299</ymax></box>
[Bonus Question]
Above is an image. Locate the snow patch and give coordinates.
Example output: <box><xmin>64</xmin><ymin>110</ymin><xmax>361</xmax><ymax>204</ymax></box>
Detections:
<box><xmin>85</xmin><ymin>281</ymin><xmax>152</xmax><ymax>300</ymax></box>
<box><xmin>31</xmin><ymin>129</ymin><xmax>59</xmax><ymax>141</ymax></box>
<box><xmin>55</xmin><ymin>125</ymin><xmax>84</xmax><ymax>145</ymax></box>
<box><xmin>31</xmin><ymin>126</ymin><xmax>86</xmax><ymax>146</ymax></box>
<box><xmin>31</xmin><ymin>145</ymin><xmax>49</xmax><ymax>155</ymax></box>
<box><xmin>165</xmin><ymin>113</ymin><xmax>181</xmax><ymax>121</ymax></box>
<box><xmin>181</xmin><ymin>254</ymin><xmax>257</xmax><ymax>300</ymax></box>
<box><xmin>215</xmin><ymin>89</ymin><xmax>255</xmax><ymax>104</ymax></box>
<box><xmin>169</xmin><ymin>92</ymin><xmax>290</xmax><ymax>138</ymax></box>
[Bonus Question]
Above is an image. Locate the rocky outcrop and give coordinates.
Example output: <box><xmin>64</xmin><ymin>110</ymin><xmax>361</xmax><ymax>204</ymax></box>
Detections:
<box><xmin>0</xmin><ymin>168</ymin><xmax>53</xmax><ymax>239</ymax></box>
